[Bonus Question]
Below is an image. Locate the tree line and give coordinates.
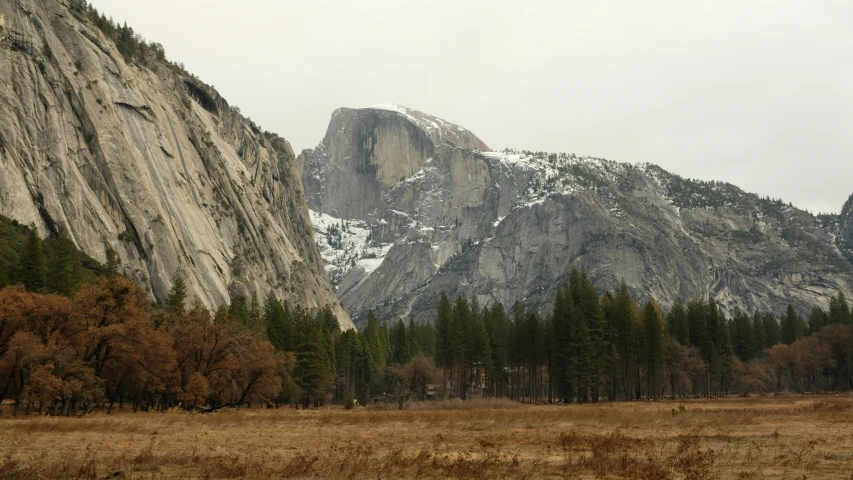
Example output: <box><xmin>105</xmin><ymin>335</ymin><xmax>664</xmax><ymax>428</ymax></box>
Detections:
<box><xmin>69</xmin><ymin>0</ymin><xmax>170</xmax><ymax>67</ymax></box>
<box><xmin>425</xmin><ymin>268</ymin><xmax>853</xmax><ymax>403</ymax></box>
<box><xmin>2</xmin><ymin>216</ymin><xmax>852</xmax><ymax>414</ymax></box>
<box><xmin>0</xmin><ymin>218</ymin><xmax>306</xmax><ymax>415</ymax></box>
<box><xmin>252</xmin><ymin>266</ymin><xmax>853</xmax><ymax>407</ymax></box>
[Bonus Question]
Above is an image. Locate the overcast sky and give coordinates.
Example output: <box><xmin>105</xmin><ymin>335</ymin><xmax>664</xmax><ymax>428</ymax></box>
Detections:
<box><xmin>91</xmin><ymin>0</ymin><xmax>853</xmax><ymax>214</ymax></box>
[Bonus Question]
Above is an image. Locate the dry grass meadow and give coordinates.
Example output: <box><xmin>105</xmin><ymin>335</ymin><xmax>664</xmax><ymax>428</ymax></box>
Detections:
<box><xmin>1</xmin><ymin>395</ymin><xmax>852</xmax><ymax>479</ymax></box>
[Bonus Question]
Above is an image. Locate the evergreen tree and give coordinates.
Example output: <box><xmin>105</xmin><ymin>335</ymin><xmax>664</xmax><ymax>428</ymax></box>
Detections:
<box><xmin>406</xmin><ymin>317</ymin><xmax>421</xmax><ymax>355</ymax></box>
<box><xmin>715</xmin><ymin>311</ymin><xmax>736</xmax><ymax>395</ymax></box>
<box><xmin>435</xmin><ymin>292</ymin><xmax>453</xmax><ymax>385</ymax></box>
<box><xmin>19</xmin><ymin>226</ymin><xmax>46</xmax><ymax>292</ymax></box>
<box><xmin>363</xmin><ymin>311</ymin><xmax>387</xmax><ymax>369</ymax></box>
<box><xmin>335</xmin><ymin>329</ymin><xmax>364</xmax><ymax>402</ymax></box>
<box><xmin>484</xmin><ymin>303</ymin><xmax>508</xmax><ymax>397</ymax></box>
<box><xmin>469</xmin><ymin>305</ymin><xmax>492</xmax><ymax>386</ymax></box>
<box><xmin>704</xmin><ymin>299</ymin><xmax>724</xmax><ymax>394</ymax></box>
<box><xmin>572</xmin><ymin>267</ymin><xmax>608</xmax><ymax>400</ymax></box>
<box><xmin>46</xmin><ymin>231</ymin><xmax>80</xmax><ymax>296</ymax></box>
<box><xmin>551</xmin><ymin>286</ymin><xmax>576</xmax><ymax>402</ymax></box>
<box><xmin>666</xmin><ymin>299</ymin><xmax>690</xmax><ymax>346</ymax></box>
<box><xmin>228</xmin><ymin>294</ymin><xmax>250</xmax><ymax>326</ymax></box>
<box><xmin>569</xmin><ymin>294</ymin><xmax>593</xmax><ymax>402</ymax></box>
<box><xmin>808</xmin><ymin>306</ymin><xmax>827</xmax><ymax>335</ymax></box>
<box><xmin>762</xmin><ymin>313</ymin><xmax>781</xmax><ymax>348</ymax></box>
<box><xmin>390</xmin><ymin>319</ymin><xmax>411</xmax><ymax>365</ymax></box>
<box><xmin>686</xmin><ymin>299</ymin><xmax>709</xmax><ymax>352</ymax></box>
<box><xmin>415</xmin><ymin>319</ymin><xmax>436</xmax><ymax>359</ymax></box>
<box><xmin>247</xmin><ymin>293</ymin><xmax>263</xmax><ymax>333</ymax></box>
<box><xmin>611</xmin><ymin>281</ymin><xmax>636</xmax><ymax>400</ymax></box>
<box><xmin>524</xmin><ymin>310</ymin><xmax>546</xmax><ymax>402</ymax></box>
<box><xmin>751</xmin><ymin>310</ymin><xmax>767</xmax><ymax>358</ymax></box>
<box><xmin>509</xmin><ymin>302</ymin><xmax>526</xmax><ymax>400</ymax></box>
<box><xmin>828</xmin><ymin>292</ymin><xmax>852</xmax><ymax>326</ymax></box>
<box><xmin>105</xmin><ymin>247</ymin><xmax>120</xmax><ymax>276</ymax></box>
<box><xmin>316</xmin><ymin>305</ymin><xmax>339</xmax><ymax>334</ymax></box>
<box><xmin>642</xmin><ymin>299</ymin><xmax>666</xmax><ymax>399</ymax></box>
<box><xmin>451</xmin><ymin>294</ymin><xmax>472</xmax><ymax>397</ymax></box>
<box><xmin>263</xmin><ymin>292</ymin><xmax>291</xmax><ymax>351</ymax></box>
<box><xmin>165</xmin><ymin>272</ymin><xmax>187</xmax><ymax>312</ymax></box>
<box><xmin>293</xmin><ymin>328</ymin><xmax>334</xmax><ymax>407</ymax></box>
<box><xmin>731</xmin><ymin>309</ymin><xmax>754</xmax><ymax>361</ymax></box>
<box><xmin>780</xmin><ymin>304</ymin><xmax>804</xmax><ymax>345</ymax></box>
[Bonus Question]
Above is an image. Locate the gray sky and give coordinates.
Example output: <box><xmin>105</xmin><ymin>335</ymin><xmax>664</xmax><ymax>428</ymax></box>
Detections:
<box><xmin>91</xmin><ymin>0</ymin><xmax>853</xmax><ymax>214</ymax></box>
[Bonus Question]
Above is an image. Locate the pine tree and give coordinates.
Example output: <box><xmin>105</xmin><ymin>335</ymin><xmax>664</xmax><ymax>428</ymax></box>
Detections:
<box><xmin>293</xmin><ymin>328</ymin><xmax>334</xmax><ymax>407</ymax></box>
<box><xmin>808</xmin><ymin>307</ymin><xmax>827</xmax><ymax>335</ymax></box>
<box><xmin>46</xmin><ymin>231</ymin><xmax>79</xmax><ymax>296</ymax></box>
<box><xmin>686</xmin><ymin>299</ymin><xmax>708</xmax><ymax>352</ymax></box>
<box><xmin>704</xmin><ymin>299</ymin><xmax>724</xmax><ymax>395</ymax></box>
<box><xmin>390</xmin><ymin>319</ymin><xmax>411</xmax><ymax>365</ymax></box>
<box><xmin>247</xmin><ymin>293</ymin><xmax>263</xmax><ymax>333</ymax></box>
<box><xmin>363</xmin><ymin>311</ymin><xmax>387</xmax><ymax>369</ymax></box>
<box><xmin>751</xmin><ymin>310</ymin><xmax>767</xmax><ymax>358</ymax></box>
<box><xmin>19</xmin><ymin>226</ymin><xmax>46</xmax><ymax>292</ymax></box>
<box><xmin>263</xmin><ymin>292</ymin><xmax>290</xmax><ymax>351</ymax></box>
<box><xmin>469</xmin><ymin>305</ymin><xmax>492</xmax><ymax>393</ymax></box>
<box><xmin>601</xmin><ymin>292</ymin><xmax>618</xmax><ymax>400</ymax></box>
<box><xmin>551</xmin><ymin>286</ymin><xmax>575</xmax><ymax>402</ymax></box>
<box><xmin>335</xmin><ymin>329</ymin><xmax>364</xmax><ymax>402</ymax></box>
<box><xmin>316</xmin><ymin>305</ymin><xmax>339</xmax><ymax>334</ymax></box>
<box><xmin>105</xmin><ymin>247</ymin><xmax>120</xmax><ymax>276</ymax></box>
<box><xmin>780</xmin><ymin>304</ymin><xmax>804</xmax><ymax>345</ymax></box>
<box><xmin>525</xmin><ymin>310</ymin><xmax>546</xmax><ymax>402</ymax></box>
<box><xmin>451</xmin><ymin>295</ymin><xmax>471</xmax><ymax>397</ymax></box>
<box><xmin>666</xmin><ymin>299</ymin><xmax>690</xmax><ymax>346</ymax></box>
<box><xmin>611</xmin><ymin>281</ymin><xmax>636</xmax><ymax>400</ymax></box>
<box><xmin>228</xmin><ymin>294</ymin><xmax>250</xmax><ymax>326</ymax></box>
<box><xmin>415</xmin><ymin>319</ymin><xmax>436</xmax><ymax>359</ymax></box>
<box><xmin>731</xmin><ymin>309</ymin><xmax>754</xmax><ymax>361</ymax></box>
<box><xmin>435</xmin><ymin>292</ymin><xmax>453</xmax><ymax>371</ymax></box>
<box><xmin>165</xmin><ymin>272</ymin><xmax>187</xmax><ymax>312</ymax></box>
<box><xmin>762</xmin><ymin>313</ymin><xmax>781</xmax><ymax>348</ymax></box>
<box><xmin>483</xmin><ymin>303</ymin><xmax>508</xmax><ymax>397</ymax></box>
<box><xmin>642</xmin><ymin>299</ymin><xmax>666</xmax><ymax>399</ymax></box>
<box><xmin>509</xmin><ymin>302</ymin><xmax>526</xmax><ymax>401</ymax></box>
<box><xmin>406</xmin><ymin>317</ymin><xmax>421</xmax><ymax>355</ymax></box>
<box><xmin>715</xmin><ymin>311</ymin><xmax>736</xmax><ymax>395</ymax></box>
<box><xmin>572</xmin><ymin>267</ymin><xmax>608</xmax><ymax>400</ymax></box>
<box><xmin>828</xmin><ymin>292</ymin><xmax>852</xmax><ymax>326</ymax></box>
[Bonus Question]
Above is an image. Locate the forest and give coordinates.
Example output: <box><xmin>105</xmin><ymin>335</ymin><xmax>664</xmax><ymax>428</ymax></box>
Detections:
<box><xmin>1</xmin><ymin>216</ymin><xmax>852</xmax><ymax>415</ymax></box>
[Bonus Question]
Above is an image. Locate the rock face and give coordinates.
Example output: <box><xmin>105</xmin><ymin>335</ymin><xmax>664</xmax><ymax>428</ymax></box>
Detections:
<box><xmin>301</xmin><ymin>105</ymin><xmax>853</xmax><ymax>328</ymax></box>
<box><xmin>0</xmin><ymin>0</ymin><xmax>351</xmax><ymax>328</ymax></box>
<box><xmin>839</xmin><ymin>195</ymin><xmax>853</xmax><ymax>262</ymax></box>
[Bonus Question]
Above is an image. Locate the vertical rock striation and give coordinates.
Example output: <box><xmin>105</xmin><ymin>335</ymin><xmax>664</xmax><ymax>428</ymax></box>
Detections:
<box><xmin>0</xmin><ymin>0</ymin><xmax>351</xmax><ymax>328</ymax></box>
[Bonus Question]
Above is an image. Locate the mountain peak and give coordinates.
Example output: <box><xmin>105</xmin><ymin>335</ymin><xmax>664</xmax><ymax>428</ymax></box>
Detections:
<box><xmin>330</xmin><ymin>104</ymin><xmax>491</xmax><ymax>152</ymax></box>
<box><xmin>302</xmin><ymin>107</ymin><xmax>853</xmax><ymax>326</ymax></box>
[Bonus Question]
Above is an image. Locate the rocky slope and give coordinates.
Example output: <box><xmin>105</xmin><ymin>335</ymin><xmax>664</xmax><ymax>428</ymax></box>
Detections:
<box><xmin>839</xmin><ymin>195</ymin><xmax>853</xmax><ymax>262</ymax></box>
<box><xmin>300</xmin><ymin>105</ymin><xmax>853</xmax><ymax>327</ymax></box>
<box><xmin>0</xmin><ymin>0</ymin><xmax>351</xmax><ymax>328</ymax></box>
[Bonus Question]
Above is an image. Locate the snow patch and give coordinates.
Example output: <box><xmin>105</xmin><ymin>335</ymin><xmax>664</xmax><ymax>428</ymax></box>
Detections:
<box><xmin>309</xmin><ymin>210</ymin><xmax>392</xmax><ymax>286</ymax></box>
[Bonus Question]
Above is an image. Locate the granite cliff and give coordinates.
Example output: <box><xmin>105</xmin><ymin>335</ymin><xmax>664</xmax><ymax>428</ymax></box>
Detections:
<box><xmin>0</xmin><ymin>0</ymin><xmax>351</xmax><ymax>328</ymax></box>
<box><xmin>301</xmin><ymin>105</ymin><xmax>853</xmax><ymax>327</ymax></box>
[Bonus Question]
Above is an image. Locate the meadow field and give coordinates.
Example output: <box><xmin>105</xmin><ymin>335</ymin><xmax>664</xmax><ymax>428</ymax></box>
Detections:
<box><xmin>0</xmin><ymin>395</ymin><xmax>851</xmax><ymax>479</ymax></box>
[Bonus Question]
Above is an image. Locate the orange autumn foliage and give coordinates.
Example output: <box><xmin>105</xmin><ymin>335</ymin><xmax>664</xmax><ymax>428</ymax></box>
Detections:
<box><xmin>0</xmin><ymin>278</ymin><xmax>288</xmax><ymax>415</ymax></box>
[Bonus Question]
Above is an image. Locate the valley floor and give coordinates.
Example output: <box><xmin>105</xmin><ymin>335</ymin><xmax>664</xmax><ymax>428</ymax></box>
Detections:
<box><xmin>0</xmin><ymin>395</ymin><xmax>851</xmax><ymax>479</ymax></box>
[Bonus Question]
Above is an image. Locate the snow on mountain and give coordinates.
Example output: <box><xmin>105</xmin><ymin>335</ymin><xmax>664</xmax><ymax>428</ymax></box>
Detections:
<box><xmin>309</xmin><ymin>210</ymin><xmax>393</xmax><ymax>287</ymax></box>
<box><xmin>302</xmin><ymin>105</ymin><xmax>853</xmax><ymax>327</ymax></box>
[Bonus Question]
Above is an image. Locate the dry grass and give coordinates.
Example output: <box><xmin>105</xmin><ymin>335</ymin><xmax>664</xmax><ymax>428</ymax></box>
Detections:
<box><xmin>1</xmin><ymin>395</ymin><xmax>852</xmax><ymax>479</ymax></box>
